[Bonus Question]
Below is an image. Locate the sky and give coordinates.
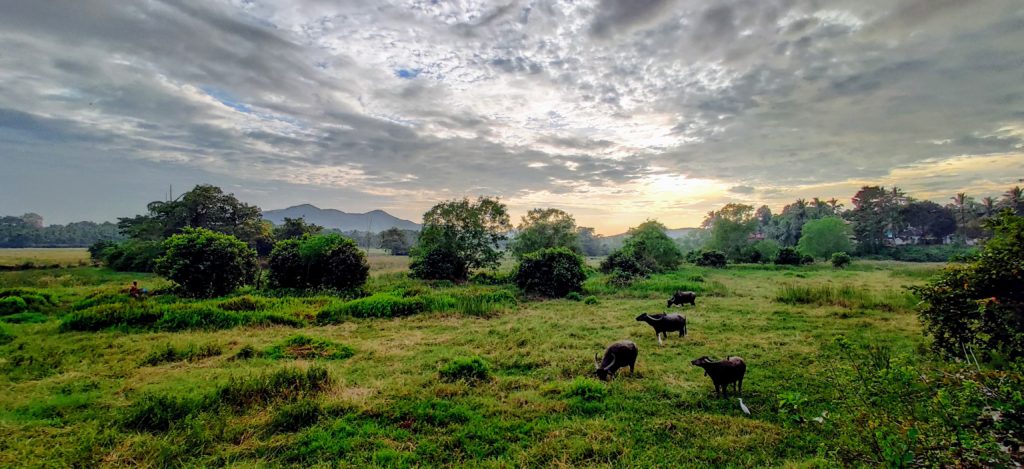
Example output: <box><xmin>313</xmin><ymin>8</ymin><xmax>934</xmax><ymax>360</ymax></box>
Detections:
<box><xmin>1</xmin><ymin>0</ymin><xmax>1022</xmax><ymax>234</ymax></box>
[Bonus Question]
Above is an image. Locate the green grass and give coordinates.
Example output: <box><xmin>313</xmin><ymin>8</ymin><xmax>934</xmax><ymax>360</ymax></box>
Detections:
<box><xmin>0</xmin><ymin>248</ymin><xmax>90</xmax><ymax>267</ymax></box>
<box><xmin>0</xmin><ymin>259</ymin><xmax>1016</xmax><ymax>467</ymax></box>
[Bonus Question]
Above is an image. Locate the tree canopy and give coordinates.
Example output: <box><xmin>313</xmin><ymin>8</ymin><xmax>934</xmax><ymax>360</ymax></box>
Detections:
<box><xmin>509</xmin><ymin>208</ymin><xmax>581</xmax><ymax>259</ymax></box>
<box><xmin>796</xmin><ymin>217</ymin><xmax>853</xmax><ymax>259</ymax></box>
<box><xmin>411</xmin><ymin>197</ymin><xmax>511</xmax><ymax>278</ymax></box>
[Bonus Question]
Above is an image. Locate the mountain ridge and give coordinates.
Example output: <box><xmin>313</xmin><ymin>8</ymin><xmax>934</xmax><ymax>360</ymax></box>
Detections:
<box><xmin>263</xmin><ymin>204</ymin><xmax>421</xmax><ymax>233</ymax></box>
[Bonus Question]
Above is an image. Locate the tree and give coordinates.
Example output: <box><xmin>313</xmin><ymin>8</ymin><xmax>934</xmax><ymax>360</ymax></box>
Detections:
<box><xmin>273</xmin><ymin>217</ymin><xmax>323</xmax><ymax>241</ymax></box>
<box><xmin>797</xmin><ymin>217</ymin><xmax>853</xmax><ymax>259</ymax></box>
<box><xmin>848</xmin><ymin>186</ymin><xmax>903</xmax><ymax>254</ymax></box>
<box><xmin>1002</xmin><ymin>186</ymin><xmax>1023</xmax><ymax>215</ymax></box>
<box><xmin>117</xmin><ymin>185</ymin><xmax>264</xmax><ymax>247</ymax></box>
<box><xmin>623</xmin><ymin>220</ymin><xmax>683</xmax><ymax>272</ymax></box>
<box><xmin>706</xmin><ymin>204</ymin><xmax>757</xmax><ymax>261</ymax></box>
<box><xmin>750</xmin><ymin>239</ymin><xmax>780</xmax><ymax>263</ymax></box>
<box><xmin>577</xmin><ymin>227</ymin><xmax>606</xmax><ymax>257</ymax></box>
<box><xmin>155</xmin><ymin>228</ymin><xmax>257</xmax><ymax>298</ymax></box>
<box><xmin>913</xmin><ymin>210</ymin><xmax>1024</xmax><ymax>359</ymax></box>
<box><xmin>510</xmin><ymin>208</ymin><xmax>581</xmax><ymax>259</ymax></box>
<box><xmin>410</xmin><ymin>197</ymin><xmax>511</xmax><ymax>280</ymax></box>
<box><xmin>514</xmin><ymin>247</ymin><xmax>587</xmax><ymax>297</ymax></box>
<box><xmin>267</xmin><ymin>234</ymin><xmax>369</xmax><ymax>291</ymax></box>
<box><xmin>379</xmin><ymin>227</ymin><xmax>413</xmax><ymax>256</ymax></box>
<box><xmin>899</xmin><ymin>201</ymin><xmax>956</xmax><ymax>243</ymax></box>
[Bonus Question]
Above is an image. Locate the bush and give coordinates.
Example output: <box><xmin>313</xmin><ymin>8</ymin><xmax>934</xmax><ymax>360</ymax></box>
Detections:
<box><xmin>410</xmin><ymin>244</ymin><xmax>469</xmax><ymax>281</ymax></box>
<box><xmin>801</xmin><ymin>254</ymin><xmax>815</xmax><ymax>265</ymax></box>
<box><xmin>101</xmin><ymin>240</ymin><xmax>164</xmax><ymax>272</ymax></box>
<box><xmin>514</xmin><ymin>248</ymin><xmax>586</xmax><ymax>298</ymax></box>
<box><xmin>268</xmin><ymin>234</ymin><xmax>369</xmax><ymax>292</ymax></box>
<box><xmin>0</xmin><ymin>296</ymin><xmax>28</xmax><ymax>316</ymax></box>
<box><xmin>694</xmin><ymin>250</ymin><xmax>727</xmax><ymax>268</ymax></box>
<box><xmin>775</xmin><ymin>247</ymin><xmax>803</xmax><ymax>266</ymax></box>
<box><xmin>913</xmin><ymin>211</ymin><xmax>1024</xmax><ymax>359</ymax></box>
<box><xmin>140</xmin><ymin>343</ymin><xmax>223</xmax><ymax>366</ymax></box>
<box><xmin>0</xmin><ymin>324</ymin><xmax>13</xmax><ymax>345</ymax></box>
<box><xmin>469</xmin><ymin>271</ymin><xmax>512</xmax><ymax>285</ymax></box>
<box><xmin>599</xmin><ymin>248</ymin><xmax>654</xmax><ymax>283</ymax></box>
<box><xmin>831</xmin><ymin>252</ymin><xmax>852</xmax><ymax>269</ymax></box>
<box><xmin>155</xmin><ymin>228</ymin><xmax>258</xmax><ymax>298</ymax></box>
<box><xmin>0</xmin><ymin>312</ymin><xmax>49</xmax><ymax>324</ymax></box>
<box><xmin>59</xmin><ymin>303</ymin><xmax>163</xmax><ymax>332</ymax></box>
<box><xmin>439</xmin><ymin>356</ymin><xmax>491</xmax><ymax>383</ymax></box>
<box><xmin>583</xmin><ymin>295</ymin><xmax>600</xmax><ymax>305</ymax></box>
<box><xmin>318</xmin><ymin>294</ymin><xmax>427</xmax><ymax>322</ymax></box>
<box><xmin>565</xmin><ymin>291</ymin><xmax>582</xmax><ymax>301</ymax></box>
<box><xmin>0</xmin><ymin>288</ymin><xmax>57</xmax><ymax>309</ymax></box>
<box><xmin>216</xmin><ymin>366</ymin><xmax>332</xmax><ymax>410</ymax></box>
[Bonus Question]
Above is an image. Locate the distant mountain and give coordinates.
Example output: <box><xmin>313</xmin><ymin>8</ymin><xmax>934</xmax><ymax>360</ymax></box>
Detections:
<box><xmin>263</xmin><ymin>204</ymin><xmax>421</xmax><ymax>233</ymax></box>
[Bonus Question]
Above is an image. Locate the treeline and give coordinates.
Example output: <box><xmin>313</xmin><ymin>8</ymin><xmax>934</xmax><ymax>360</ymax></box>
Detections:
<box><xmin>686</xmin><ymin>185</ymin><xmax>1024</xmax><ymax>263</ymax></box>
<box><xmin>0</xmin><ymin>214</ymin><xmax>123</xmax><ymax>248</ymax></box>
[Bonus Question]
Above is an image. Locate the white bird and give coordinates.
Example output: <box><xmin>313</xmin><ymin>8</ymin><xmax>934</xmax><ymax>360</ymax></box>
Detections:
<box><xmin>739</xmin><ymin>398</ymin><xmax>750</xmax><ymax>415</ymax></box>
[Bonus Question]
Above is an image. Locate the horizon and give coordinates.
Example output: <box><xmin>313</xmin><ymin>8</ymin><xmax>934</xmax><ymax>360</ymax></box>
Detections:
<box><xmin>2</xmin><ymin>1</ymin><xmax>1022</xmax><ymax>235</ymax></box>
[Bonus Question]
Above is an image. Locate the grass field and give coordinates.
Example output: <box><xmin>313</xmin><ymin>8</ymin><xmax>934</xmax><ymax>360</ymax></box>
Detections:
<box><xmin>0</xmin><ymin>248</ymin><xmax>91</xmax><ymax>267</ymax></box>
<box><xmin>0</xmin><ymin>257</ymin><xmax>1012</xmax><ymax>467</ymax></box>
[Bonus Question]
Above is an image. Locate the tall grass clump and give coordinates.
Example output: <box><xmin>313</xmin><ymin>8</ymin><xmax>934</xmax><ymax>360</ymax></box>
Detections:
<box><xmin>0</xmin><ymin>296</ymin><xmax>28</xmax><ymax>316</ymax></box>
<box><xmin>0</xmin><ymin>312</ymin><xmax>49</xmax><ymax>324</ymax></box>
<box><xmin>216</xmin><ymin>366</ymin><xmax>332</xmax><ymax>409</ymax></box>
<box><xmin>775</xmin><ymin>283</ymin><xmax>916</xmax><ymax>310</ymax></box>
<box><xmin>317</xmin><ymin>294</ymin><xmax>426</xmax><ymax>322</ymax></box>
<box><xmin>0</xmin><ymin>324</ymin><xmax>13</xmax><ymax>345</ymax></box>
<box><xmin>218</xmin><ymin>295</ymin><xmax>272</xmax><ymax>311</ymax></box>
<box><xmin>60</xmin><ymin>302</ymin><xmax>302</xmax><ymax>332</ymax></box>
<box><xmin>439</xmin><ymin>356</ymin><xmax>491</xmax><ymax>383</ymax></box>
<box><xmin>267</xmin><ymin>399</ymin><xmax>323</xmax><ymax>433</ymax></box>
<box><xmin>121</xmin><ymin>394</ymin><xmax>203</xmax><ymax>432</ymax></box>
<box><xmin>264</xmin><ymin>335</ymin><xmax>354</xmax><ymax>360</ymax></box>
<box><xmin>140</xmin><ymin>343</ymin><xmax>223</xmax><ymax>366</ymax></box>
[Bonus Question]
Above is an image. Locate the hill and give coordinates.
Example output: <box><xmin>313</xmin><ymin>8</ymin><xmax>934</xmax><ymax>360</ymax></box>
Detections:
<box><xmin>263</xmin><ymin>204</ymin><xmax>420</xmax><ymax>233</ymax></box>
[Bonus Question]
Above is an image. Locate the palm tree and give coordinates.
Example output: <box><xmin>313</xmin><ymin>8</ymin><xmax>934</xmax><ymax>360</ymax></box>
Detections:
<box><xmin>826</xmin><ymin>197</ymin><xmax>843</xmax><ymax>214</ymax></box>
<box><xmin>951</xmin><ymin>193</ymin><xmax>968</xmax><ymax>239</ymax></box>
<box><xmin>1003</xmin><ymin>186</ymin><xmax>1023</xmax><ymax>215</ymax></box>
<box><xmin>980</xmin><ymin>196</ymin><xmax>996</xmax><ymax>217</ymax></box>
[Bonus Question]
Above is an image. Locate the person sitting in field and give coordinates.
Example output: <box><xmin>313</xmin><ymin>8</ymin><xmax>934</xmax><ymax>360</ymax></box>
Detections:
<box><xmin>129</xmin><ymin>281</ymin><xmax>142</xmax><ymax>299</ymax></box>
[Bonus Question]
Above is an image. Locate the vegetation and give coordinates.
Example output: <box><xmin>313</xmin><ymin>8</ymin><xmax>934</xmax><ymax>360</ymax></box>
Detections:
<box><xmin>914</xmin><ymin>210</ymin><xmax>1024</xmax><ymax>359</ymax></box>
<box><xmin>509</xmin><ymin>208</ymin><xmax>581</xmax><ymax>259</ymax></box>
<box><xmin>155</xmin><ymin>228</ymin><xmax>258</xmax><ymax>298</ymax></box>
<box><xmin>379</xmin><ymin>227</ymin><xmax>413</xmax><ymax>255</ymax></box>
<box><xmin>0</xmin><ymin>213</ymin><xmax>122</xmax><ymax>248</ymax></box>
<box><xmin>410</xmin><ymin>197</ymin><xmax>511</xmax><ymax>280</ymax></box>
<box><xmin>1</xmin><ymin>250</ymin><xmax>1021</xmax><ymax>467</ymax></box>
<box><xmin>267</xmin><ymin>234</ymin><xmax>369</xmax><ymax>292</ymax></box>
<box><xmin>513</xmin><ymin>247</ymin><xmax>586</xmax><ymax>298</ymax></box>
<box><xmin>797</xmin><ymin>217</ymin><xmax>853</xmax><ymax>259</ymax></box>
<box><xmin>601</xmin><ymin>220</ymin><xmax>683</xmax><ymax>282</ymax></box>
<box><xmin>831</xmin><ymin>251</ymin><xmax>852</xmax><ymax>269</ymax></box>
<box><xmin>693</xmin><ymin>250</ymin><xmax>727</xmax><ymax>268</ymax></box>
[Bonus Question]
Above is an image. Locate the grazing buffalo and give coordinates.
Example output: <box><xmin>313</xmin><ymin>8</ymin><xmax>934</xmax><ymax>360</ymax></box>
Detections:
<box><xmin>594</xmin><ymin>340</ymin><xmax>638</xmax><ymax>381</ymax></box>
<box><xmin>635</xmin><ymin>313</ymin><xmax>687</xmax><ymax>345</ymax></box>
<box><xmin>667</xmin><ymin>291</ymin><xmax>697</xmax><ymax>308</ymax></box>
<box><xmin>691</xmin><ymin>356</ymin><xmax>746</xmax><ymax>397</ymax></box>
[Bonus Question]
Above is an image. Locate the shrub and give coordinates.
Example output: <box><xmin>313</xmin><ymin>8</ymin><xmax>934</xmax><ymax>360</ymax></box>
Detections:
<box><xmin>155</xmin><ymin>228</ymin><xmax>258</xmax><ymax>298</ymax></box>
<box><xmin>268</xmin><ymin>399</ymin><xmax>323</xmax><ymax>433</ymax></box>
<box><xmin>264</xmin><ymin>335</ymin><xmax>355</xmax><ymax>360</ymax></box>
<box><xmin>775</xmin><ymin>247</ymin><xmax>803</xmax><ymax>266</ymax></box>
<box><xmin>0</xmin><ymin>296</ymin><xmax>28</xmax><ymax>316</ymax></box>
<box><xmin>801</xmin><ymin>254</ymin><xmax>815</xmax><ymax>265</ymax></box>
<box><xmin>469</xmin><ymin>271</ymin><xmax>512</xmax><ymax>285</ymax></box>
<box><xmin>0</xmin><ymin>324</ymin><xmax>13</xmax><ymax>345</ymax></box>
<box><xmin>831</xmin><ymin>252</ymin><xmax>852</xmax><ymax>269</ymax></box>
<box><xmin>318</xmin><ymin>294</ymin><xmax>427</xmax><ymax>322</ymax></box>
<box><xmin>565</xmin><ymin>291</ymin><xmax>582</xmax><ymax>301</ymax></box>
<box><xmin>694</xmin><ymin>250</ymin><xmax>727</xmax><ymax>268</ymax></box>
<box><xmin>583</xmin><ymin>295</ymin><xmax>600</xmax><ymax>305</ymax></box>
<box><xmin>599</xmin><ymin>248</ymin><xmax>654</xmax><ymax>283</ymax></box>
<box><xmin>0</xmin><ymin>288</ymin><xmax>57</xmax><ymax>309</ymax></box>
<box><xmin>913</xmin><ymin>211</ymin><xmax>1024</xmax><ymax>359</ymax></box>
<box><xmin>439</xmin><ymin>356</ymin><xmax>491</xmax><ymax>383</ymax></box>
<box><xmin>410</xmin><ymin>244</ymin><xmax>469</xmax><ymax>281</ymax></box>
<box><xmin>268</xmin><ymin>234</ymin><xmax>369</xmax><ymax>292</ymax></box>
<box><xmin>101</xmin><ymin>240</ymin><xmax>164</xmax><ymax>272</ymax></box>
<box><xmin>60</xmin><ymin>302</ymin><xmax>301</xmax><ymax>332</ymax></box>
<box><xmin>514</xmin><ymin>248</ymin><xmax>586</xmax><ymax>298</ymax></box>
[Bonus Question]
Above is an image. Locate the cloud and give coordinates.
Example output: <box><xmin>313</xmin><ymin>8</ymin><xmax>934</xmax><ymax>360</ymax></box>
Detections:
<box><xmin>1</xmin><ymin>0</ymin><xmax>1022</xmax><ymax>231</ymax></box>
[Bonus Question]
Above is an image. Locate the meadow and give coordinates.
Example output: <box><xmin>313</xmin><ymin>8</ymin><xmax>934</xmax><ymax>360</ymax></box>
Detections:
<box><xmin>0</xmin><ymin>253</ymin><xmax>1006</xmax><ymax>467</ymax></box>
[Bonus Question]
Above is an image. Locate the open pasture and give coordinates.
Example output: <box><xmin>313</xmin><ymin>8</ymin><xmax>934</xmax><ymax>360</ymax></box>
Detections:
<box><xmin>0</xmin><ymin>248</ymin><xmax>90</xmax><ymax>268</ymax></box>
<box><xmin>0</xmin><ymin>260</ymin><xmax>978</xmax><ymax>467</ymax></box>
